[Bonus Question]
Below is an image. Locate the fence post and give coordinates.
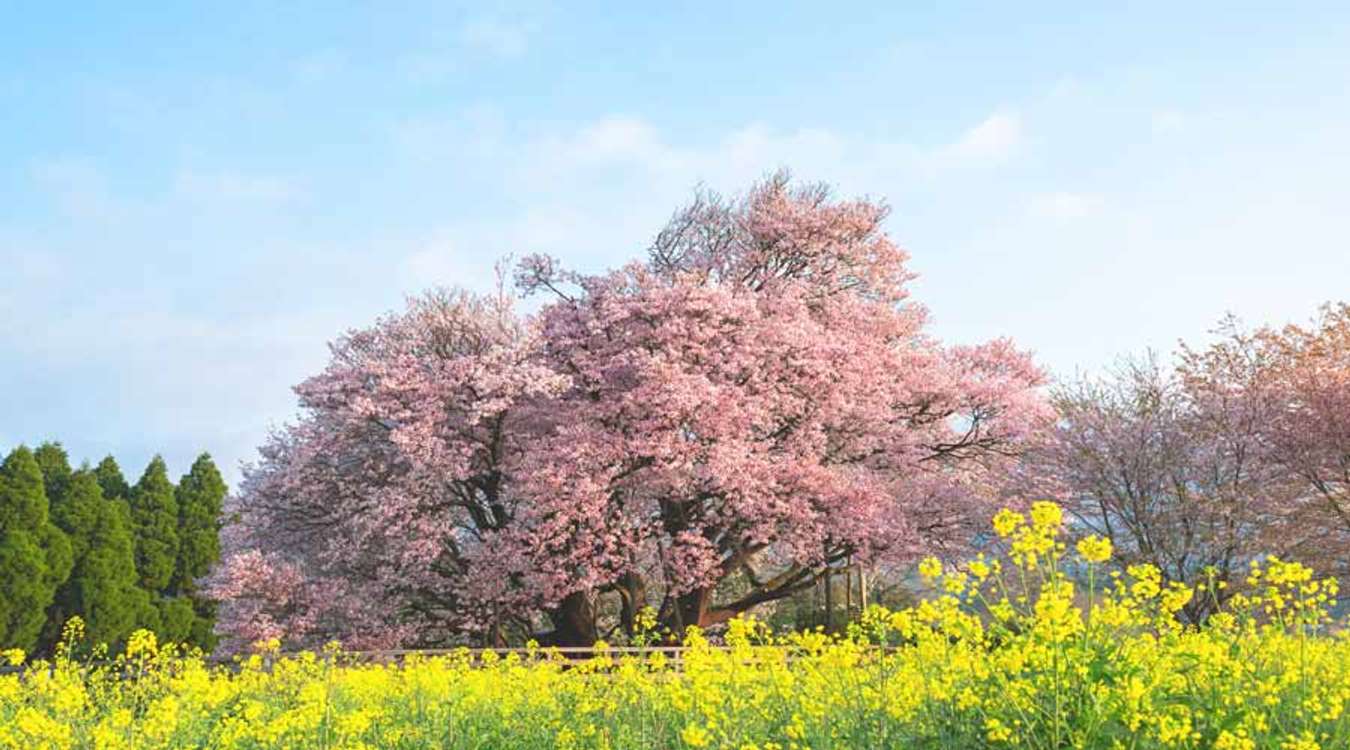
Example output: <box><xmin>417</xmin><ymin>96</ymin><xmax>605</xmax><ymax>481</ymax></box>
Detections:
<box><xmin>823</xmin><ymin>564</ymin><xmax>833</xmax><ymax>633</ymax></box>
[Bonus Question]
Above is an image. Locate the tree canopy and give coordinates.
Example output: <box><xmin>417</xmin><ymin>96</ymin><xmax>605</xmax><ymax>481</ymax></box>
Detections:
<box><xmin>214</xmin><ymin>174</ymin><xmax>1052</xmax><ymax>650</ymax></box>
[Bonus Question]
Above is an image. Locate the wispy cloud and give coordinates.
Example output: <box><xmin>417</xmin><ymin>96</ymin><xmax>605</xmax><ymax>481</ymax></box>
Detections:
<box><xmin>1151</xmin><ymin>110</ymin><xmax>1187</xmax><ymax>135</ymax></box>
<box><xmin>173</xmin><ymin>170</ymin><xmax>306</xmax><ymax>207</ymax></box>
<box><xmin>1027</xmin><ymin>191</ymin><xmax>1105</xmax><ymax>220</ymax></box>
<box><xmin>31</xmin><ymin>158</ymin><xmax>124</xmax><ymax>221</ymax></box>
<box><xmin>505</xmin><ymin>108</ymin><xmax>1024</xmax><ymax>193</ymax></box>
<box><xmin>941</xmin><ymin>112</ymin><xmax>1023</xmax><ymax>164</ymax></box>
<box><xmin>290</xmin><ymin>50</ymin><xmax>347</xmax><ymax>84</ymax></box>
<box><xmin>400</xmin><ymin>15</ymin><xmax>537</xmax><ymax>82</ymax></box>
<box><xmin>459</xmin><ymin>17</ymin><xmax>532</xmax><ymax>59</ymax></box>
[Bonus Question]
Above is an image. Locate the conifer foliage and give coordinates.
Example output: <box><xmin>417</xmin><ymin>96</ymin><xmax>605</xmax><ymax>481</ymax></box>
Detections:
<box><xmin>47</xmin><ymin>469</ymin><xmax>146</xmax><ymax>649</ymax></box>
<box><xmin>130</xmin><ymin>457</ymin><xmax>180</xmax><ymax>596</ymax></box>
<box><xmin>171</xmin><ymin>454</ymin><xmax>228</xmax><ymax>649</ymax></box>
<box><xmin>0</xmin><ymin>445</ymin><xmax>226</xmax><ymax>653</ymax></box>
<box><xmin>0</xmin><ymin>446</ymin><xmax>73</xmax><ymax>652</ymax></box>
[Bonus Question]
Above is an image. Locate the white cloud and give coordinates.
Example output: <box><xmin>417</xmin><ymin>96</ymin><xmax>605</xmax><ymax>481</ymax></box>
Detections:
<box><xmin>942</xmin><ymin>112</ymin><xmax>1023</xmax><ymax>163</ymax></box>
<box><xmin>459</xmin><ymin>17</ymin><xmax>531</xmax><ymax>58</ymax></box>
<box><xmin>399</xmin><ymin>231</ymin><xmax>505</xmax><ymax>291</ymax></box>
<box><xmin>1151</xmin><ymin>110</ymin><xmax>1187</xmax><ymax>135</ymax></box>
<box><xmin>540</xmin><ymin>116</ymin><xmax>681</xmax><ymax>169</ymax></box>
<box><xmin>32</xmin><ymin>160</ymin><xmax>304</xmax><ymax>221</ymax></box>
<box><xmin>506</xmin><ymin>108</ymin><xmax>1021</xmax><ymax>200</ymax></box>
<box><xmin>31</xmin><ymin>158</ymin><xmax>123</xmax><ymax>221</ymax></box>
<box><xmin>398</xmin><ymin>17</ymin><xmax>535</xmax><ymax>83</ymax></box>
<box><xmin>1027</xmin><ymin>192</ymin><xmax>1105</xmax><ymax>220</ymax></box>
<box><xmin>399</xmin><ymin>52</ymin><xmax>460</xmax><ymax>84</ymax></box>
<box><xmin>174</xmin><ymin>170</ymin><xmax>305</xmax><ymax>206</ymax></box>
<box><xmin>291</xmin><ymin>50</ymin><xmax>347</xmax><ymax>84</ymax></box>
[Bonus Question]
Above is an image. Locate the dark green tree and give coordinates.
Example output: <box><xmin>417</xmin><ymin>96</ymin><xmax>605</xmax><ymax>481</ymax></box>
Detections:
<box><xmin>155</xmin><ymin>596</ymin><xmax>196</xmax><ymax>644</ymax></box>
<box><xmin>129</xmin><ymin>456</ymin><xmax>179</xmax><ymax>595</ymax></box>
<box><xmin>42</xmin><ymin>470</ymin><xmax>146</xmax><ymax>650</ymax></box>
<box><xmin>169</xmin><ymin>453</ymin><xmax>227</xmax><ymax>649</ymax></box>
<box><xmin>93</xmin><ymin>456</ymin><xmax>130</xmax><ymax>503</ymax></box>
<box><xmin>93</xmin><ymin>454</ymin><xmax>157</xmax><ymax>634</ymax></box>
<box><xmin>33</xmin><ymin>442</ymin><xmax>73</xmax><ymax>508</ymax></box>
<box><xmin>94</xmin><ymin>455</ymin><xmax>136</xmax><ymax>559</ymax></box>
<box><xmin>36</xmin><ymin>443</ymin><xmax>83</xmax><ymax>651</ymax></box>
<box><xmin>0</xmin><ymin>447</ymin><xmax>73</xmax><ymax>651</ymax></box>
<box><xmin>32</xmin><ymin>442</ymin><xmax>76</xmax><ymax>651</ymax></box>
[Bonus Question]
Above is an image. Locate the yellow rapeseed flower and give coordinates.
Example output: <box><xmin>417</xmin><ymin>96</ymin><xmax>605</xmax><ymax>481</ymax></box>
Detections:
<box><xmin>1076</xmin><ymin>535</ymin><xmax>1112</xmax><ymax>563</ymax></box>
<box><xmin>1029</xmin><ymin>501</ymin><xmax>1063</xmax><ymax>530</ymax></box>
<box><xmin>992</xmin><ymin>509</ymin><xmax>1024</xmax><ymax>538</ymax></box>
<box><xmin>0</xmin><ymin>501</ymin><xmax>1342</xmax><ymax>750</ymax></box>
<box><xmin>917</xmin><ymin>556</ymin><xmax>942</xmax><ymax>581</ymax></box>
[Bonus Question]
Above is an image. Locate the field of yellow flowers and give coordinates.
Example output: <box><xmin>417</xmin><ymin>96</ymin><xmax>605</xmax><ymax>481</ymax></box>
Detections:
<box><xmin>2</xmin><ymin>502</ymin><xmax>1348</xmax><ymax>749</ymax></box>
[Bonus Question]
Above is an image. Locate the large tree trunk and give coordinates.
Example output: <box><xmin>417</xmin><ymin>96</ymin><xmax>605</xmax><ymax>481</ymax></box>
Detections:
<box><xmin>540</xmin><ymin>590</ymin><xmax>598</xmax><ymax>647</ymax></box>
<box><xmin>660</xmin><ymin>563</ymin><xmax>833</xmax><ymax>634</ymax></box>
<box><xmin>616</xmin><ymin>572</ymin><xmax>647</xmax><ymax>637</ymax></box>
<box><xmin>669</xmin><ymin>588</ymin><xmax>749</xmax><ymax>630</ymax></box>
<box><xmin>668</xmin><ymin>587</ymin><xmax>740</xmax><ymax>631</ymax></box>
<box><xmin>675</xmin><ymin>588</ymin><xmax>710</xmax><ymax>631</ymax></box>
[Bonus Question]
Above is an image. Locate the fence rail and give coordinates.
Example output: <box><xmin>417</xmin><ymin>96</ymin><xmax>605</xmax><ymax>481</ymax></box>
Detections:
<box><xmin>1</xmin><ymin>643</ymin><xmax>905</xmax><ymax>676</ymax></box>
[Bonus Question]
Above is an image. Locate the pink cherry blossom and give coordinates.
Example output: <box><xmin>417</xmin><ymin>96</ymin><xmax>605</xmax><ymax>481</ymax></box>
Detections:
<box><xmin>212</xmin><ymin>174</ymin><xmax>1051</xmax><ymax>649</ymax></box>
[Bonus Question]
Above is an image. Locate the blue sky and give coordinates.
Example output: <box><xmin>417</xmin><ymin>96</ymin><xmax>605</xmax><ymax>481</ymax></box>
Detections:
<box><xmin>3</xmin><ymin>2</ymin><xmax>1349</xmax><ymax>486</ymax></box>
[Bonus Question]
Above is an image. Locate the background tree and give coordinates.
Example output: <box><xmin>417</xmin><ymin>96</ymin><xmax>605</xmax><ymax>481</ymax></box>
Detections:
<box><xmin>214</xmin><ymin>174</ymin><xmax>1051</xmax><ymax>650</ymax></box>
<box><xmin>35</xmin><ymin>442</ymin><xmax>80</xmax><ymax>650</ymax></box>
<box><xmin>93</xmin><ymin>454</ymin><xmax>161</xmax><ymax>635</ymax></box>
<box><xmin>0</xmin><ymin>446</ymin><xmax>73</xmax><ymax>651</ymax></box>
<box><xmin>1178</xmin><ymin>305</ymin><xmax>1350</xmax><ymax>578</ymax></box>
<box><xmin>1260</xmin><ymin>304</ymin><xmax>1350</xmax><ymax>556</ymax></box>
<box><xmin>129</xmin><ymin>456</ymin><xmax>179</xmax><ymax>631</ymax></box>
<box><xmin>169</xmin><ymin>453</ymin><xmax>227</xmax><ymax>649</ymax></box>
<box><xmin>1017</xmin><ymin>355</ymin><xmax>1302</xmax><ymax>621</ymax></box>
<box><xmin>94</xmin><ymin>456</ymin><xmax>131</xmax><ymax>505</ymax></box>
<box><xmin>34</xmin><ymin>442</ymin><xmax>73</xmax><ymax>507</ymax></box>
<box><xmin>43</xmin><ymin>470</ymin><xmax>144</xmax><ymax>649</ymax></box>
<box><xmin>94</xmin><ymin>456</ymin><xmax>137</xmax><ymax>552</ymax></box>
<box><xmin>1020</xmin><ymin>305</ymin><xmax>1350</xmax><ymax>621</ymax></box>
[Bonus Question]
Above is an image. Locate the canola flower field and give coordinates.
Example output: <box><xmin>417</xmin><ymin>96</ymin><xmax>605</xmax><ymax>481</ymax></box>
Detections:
<box><xmin>2</xmin><ymin>503</ymin><xmax>1348</xmax><ymax>750</ymax></box>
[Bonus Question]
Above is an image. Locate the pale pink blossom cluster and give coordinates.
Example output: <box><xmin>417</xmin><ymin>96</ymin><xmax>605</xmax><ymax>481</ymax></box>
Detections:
<box><xmin>211</xmin><ymin>174</ymin><xmax>1052</xmax><ymax>649</ymax></box>
<box><xmin>1014</xmin><ymin>305</ymin><xmax>1350</xmax><ymax>621</ymax></box>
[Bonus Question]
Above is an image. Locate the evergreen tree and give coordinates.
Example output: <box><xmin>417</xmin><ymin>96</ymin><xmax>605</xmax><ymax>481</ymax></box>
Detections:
<box><xmin>36</xmin><ymin>443</ymin><xmax>84</xmax><ymax>651</ymax></box>
<box><xmin>93</xmin><ymin>456</ymin><xmax>130</xmax><ymax>503</ymax></box>
<box><xmin>0</xmin><ymin>447</ymin><xmax>73</xmax><ymax>651</ymax></box>
<box><xmin>44</xmin><ymin>471</ymin><xmax>145</xmax><ymax>650</ymax></box>
<box><xmin>170</xmin><ymin>453</ymin><xmax>227</xmax><ymax>649</ymax></box>
<box><xmin>33</xmin><ymin>442</ymin><xmax>73</xmax><ymax>509</ymax></box>
<box><xmin>94</xmin><ymin>456</ymin><xmax>136</xmax><ymax>561</ymax></box>
<box><xmin>129</xmin><ymin>456</ymin><xmax>179</xmax><ymax>595</ymax></box>
<box><xmin>93</xmin><ymin>455</ymin><xmax>157</xmax><ymax>633</ymax></box>
<box><xmin>156</xmin><ymin>596</ymin><xmax>196</xmax><ymax>644</ymax></box>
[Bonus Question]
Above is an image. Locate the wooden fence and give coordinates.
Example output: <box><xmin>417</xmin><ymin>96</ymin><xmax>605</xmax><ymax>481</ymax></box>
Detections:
<box><xmin>1</xmin><ymin>644</ymin><xmax>902</xmax><ymax>676</ymax></box>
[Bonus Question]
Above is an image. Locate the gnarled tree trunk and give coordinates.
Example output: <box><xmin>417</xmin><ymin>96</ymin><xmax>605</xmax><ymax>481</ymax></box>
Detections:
<box><xmin>539</xmin><ymin>590</ymin><xmax>598</xmax><ymax>647</ymax></box>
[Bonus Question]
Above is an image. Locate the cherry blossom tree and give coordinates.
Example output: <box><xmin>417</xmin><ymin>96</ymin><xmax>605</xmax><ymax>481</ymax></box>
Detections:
<box><xmin>1255</xmin><ymin>304</ymin><xmax>1350</xmax><ymax>543</ymax></box>
<box><xmin>514</xmin><ymin>175</ymin><xmax>1050</xmax><ymax>635</ymax></box>
<box><xmin>1179</xmin><ymin>305</ymin><xmax>1350</xmax><ymax>577</ymax></box>
<box><xmin>212</xmin><ymin>285</ymin><xmax>569</xmax><ymax>649</ymax></box>
<box><xmin>1022</xmin><ymin>306</ymin><xmax>1350</xmax><ymax>621</ymax></box>
<box><xmin>214</xmin><ymin>174</ymin><xmax>1051</xmax><ymax>649</ymax></box>
<box><xmin>1017</xmin><ymin>353</ymin><xmax>1306</xmax><ymax>621</ymax></box>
